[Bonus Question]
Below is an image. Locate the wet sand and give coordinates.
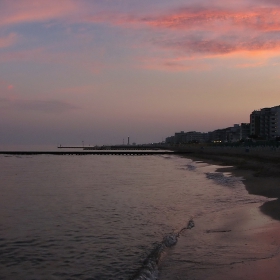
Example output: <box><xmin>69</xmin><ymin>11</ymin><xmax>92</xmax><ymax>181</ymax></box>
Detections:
<box><xmin>161</xmin><ymin>146</ymin><xmax>280</xmax><ymax>279</ymax></box>
<box><xmin>177</xmin><ymin>146</ymin><xmax>280</xmax><ymax>220</ymax></box>
<box><xmin>160</xmin><ymin>203</ymin><xmax>280</xmax><ymax>280</ymax></box>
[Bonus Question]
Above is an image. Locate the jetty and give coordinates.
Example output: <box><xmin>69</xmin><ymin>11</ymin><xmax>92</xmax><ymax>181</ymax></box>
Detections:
<box><xmin>0</xmin><ymin>151</ymin><xmax>191</xmax><ymax>156</ymax></box>
<box><xmin>57</xmin><ymin>144</ymin><xmax>171</xmax><ymax>150</ymax></box>
<box><xmin>0</xmin><ymin>144</ymin><xmax>193</xmax><ymax>156</ymax></box>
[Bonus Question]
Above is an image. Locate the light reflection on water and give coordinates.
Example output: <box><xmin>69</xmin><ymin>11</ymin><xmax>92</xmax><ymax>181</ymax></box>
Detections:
<box><xmin>0</xmin><ymin>155</ymin><xmax>268</xmax><ymax>280</ymax></box>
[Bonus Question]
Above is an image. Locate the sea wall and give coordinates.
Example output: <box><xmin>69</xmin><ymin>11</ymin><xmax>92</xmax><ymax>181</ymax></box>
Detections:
<box><xmin>174</xmin><ymin>144</ymin><xmax>280</xmax><ymax>159</ymax></box>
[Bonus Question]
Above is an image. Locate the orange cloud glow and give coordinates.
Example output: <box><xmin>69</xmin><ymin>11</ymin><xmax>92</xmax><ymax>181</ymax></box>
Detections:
<box><xmin>2</xmin><ymin>1</ymin><xmax>280</xmax><ymax>61</ymax></box>
<box><xmin>153</xmin><ymin>8</ymin><xmax>280</xmax><ymax>61</ymax></box>
<box><xmin>140</xmin><ymin>7</ymin><xmax>280</xmax><ymax>32</ymax></box>
<box><xmin>85</xmin><ymin>5</ymin><xmax>280</xmax><ymax>60</ymax></box>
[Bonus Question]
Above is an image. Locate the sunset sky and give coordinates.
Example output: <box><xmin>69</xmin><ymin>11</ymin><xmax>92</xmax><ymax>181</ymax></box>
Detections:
<box><xmin>1</xmin><ymin>0</ymin><xmax>280</xmax><ymax>148</ymax></box>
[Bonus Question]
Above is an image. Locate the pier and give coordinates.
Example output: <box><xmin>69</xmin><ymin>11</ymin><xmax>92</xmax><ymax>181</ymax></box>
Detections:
<box><xmin>0</xmin><ymin>151</ymin><xmax>191</xmax><ymax>156</ymax></box>
<box><xmin>57</xmin><ymin>144</ymin><xmax>171</xmax><ymax>150</ymax></box>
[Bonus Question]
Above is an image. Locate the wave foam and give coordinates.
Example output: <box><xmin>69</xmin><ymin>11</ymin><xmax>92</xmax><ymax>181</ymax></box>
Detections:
<box><xmin>131</xmin><ymin>219</ymin><xmax>194</xmax><ymax>280</ymax></box>
<box><xmin>206</xmin><ymin>172</ymin><xmax>244</xmax><ymax>187</ymax></box>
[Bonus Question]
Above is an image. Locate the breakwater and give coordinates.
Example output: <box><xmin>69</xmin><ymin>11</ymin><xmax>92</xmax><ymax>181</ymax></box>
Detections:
<box><xmin>0</xmin><ymin>151</ymin><xmax>192</xmax><ymax>156</ymax></box>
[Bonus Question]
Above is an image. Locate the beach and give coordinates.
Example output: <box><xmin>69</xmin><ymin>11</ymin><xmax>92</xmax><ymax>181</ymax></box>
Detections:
<box><xmin>3</xmin><ymin>153</ymin><xmax>251</xmax><ymax>280</ymax></box>
<box><xmin>161</xmin><ymin>146</ymin><xmax>280</xmax><ymax>279</ymax></box>
<box><xmin>1</xmin><ymin>151</ymin><xmax>280</xmax><ymax>279</ymax></box>
<box><xmin>177</xmin><ymin>145</ymin><xmax>280</xmax><ymax>220</ymax></box>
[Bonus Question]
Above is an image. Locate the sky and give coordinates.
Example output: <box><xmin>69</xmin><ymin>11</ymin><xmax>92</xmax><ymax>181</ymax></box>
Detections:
<box><xmin>1</xmin><ymin>0</ymin><xmax>280</xmax><ymax>148</ymax></box>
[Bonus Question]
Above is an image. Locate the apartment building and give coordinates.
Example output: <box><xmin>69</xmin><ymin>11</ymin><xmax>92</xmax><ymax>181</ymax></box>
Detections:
<box><xmin>165</xmin><ymin>105</ymin><xmax>280</xmax><ymax>145</ymax></box>
<box><xmin>208</xmin><ymin>124</ymin><xmax>241</xmax><ymax>143</ymax></box>
<box><xmin>270</xmin><ymin>106</ymin><xmax>280</xmax><ymax>139</ymax></box>
<box><xmin>240</xmin><ymin>123</ymin><xmax>250</xmax><ymax>140</ymax></box>
<box><xmin>250</xmin><ymin>110</ymin><xmax>261</xmax><ymax>136</ymax></box>
<box><xmin>165</xmin><ymin>131</ymin><xmax>207</xmax><ymax>144</ymax></box>
<box><xmin>250</xmin><ymin>105</ymin><xmax>280</xmax><ymax>139</ymax></box>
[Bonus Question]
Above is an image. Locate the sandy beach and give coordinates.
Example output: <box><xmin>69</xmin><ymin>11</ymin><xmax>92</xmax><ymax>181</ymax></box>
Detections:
<box><xmin>161</xmin><ymin>146</ymin><xmax>280</xmax><ymax>279</ymax></box>
<box><xmin>178</xmin><ymin>145</ymin><xmax>280</xmax><ymax>220</ymax></box>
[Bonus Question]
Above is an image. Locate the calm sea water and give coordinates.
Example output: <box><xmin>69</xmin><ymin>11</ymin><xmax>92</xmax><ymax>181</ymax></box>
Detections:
<box><xmin>0</xmin><ymin>154</ymin><xmax>268</xmax><ymax>280</ymax></box>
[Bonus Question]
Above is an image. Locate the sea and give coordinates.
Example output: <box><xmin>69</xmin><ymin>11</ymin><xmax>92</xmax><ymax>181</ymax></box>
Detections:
<box><xmin>0</xmin><ymin>153</ymin><xmax>271</xmax><ymax>280</ymax></box>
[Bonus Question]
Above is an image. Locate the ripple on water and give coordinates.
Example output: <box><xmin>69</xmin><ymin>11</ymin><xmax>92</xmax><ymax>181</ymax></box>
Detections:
<box><xmin>0</xmin><ymin>155</ymin><xmax>269</xmax><ymax>280</ymax></box>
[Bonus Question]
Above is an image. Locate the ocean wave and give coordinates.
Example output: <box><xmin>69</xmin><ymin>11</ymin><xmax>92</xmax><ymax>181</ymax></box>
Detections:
<box><xmin>186</xmin><ymin>164</ymin><xmax>196</xmax><ymax>171</ymax></box>
<box><xmin>131</xmin><ymin>219</ymin><xmax>194</xmax><ymax>280</ymax></box>
<box><xmin>206</xmin><ymin>172</ymin><xmax>244</xmax><ymax>187</ymax></box>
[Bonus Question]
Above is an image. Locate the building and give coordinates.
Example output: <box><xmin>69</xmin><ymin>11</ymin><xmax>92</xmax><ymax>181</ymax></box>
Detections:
<box><xmin>270</xmin><ymin>105</ymin><xmax>280</xmax><ymax>139</ymax></box>
<box><xmin>208</xmin><ymin>129</ymin><xmax>226</xmax><ymax>142</ymax></box>
<box><xmin>165</xmin><ymin>131</ymin><xmax>185</xmax><ymax>145</ymax></box>
<box><xmin>250</xmin><ymin>110</ymin><xmax>261</xmax><ymax>137</ymax></box>
<box><xmin>208</xmin><ymin>125</ymin><xmax>240</xmax><ymax>143</ymax></box>
<box><xmin>165</xmin><ymin>136</ymin><xmax>175</xmax><ymax>144</ymax></box>
<box><xmin>260</xmin><ymin>107</ymin><xmax>272</xmax><ymax>139</ymax></box>
<box><xmin>183</xmin><ymin>131</ymin><xmax>208</xmax><ymax>143</ymax></box>
<box><xmin>227</xmin><ymin>124</ymin><xmax>241</xmax><ymax>142</ymax></box>
<box><xmin>165</xmin><ymin>105</ymin><xmax>280</xmax><ymax>145</ymax></box>
<box><xmin>240</xmin><ymin>123</ymin><xmax>250</xmax><ymax>140</ymax></box>
<box><xmin>250</xmin><ymin>105</ymin><xmax>280</xmax><ymax>139</ymax></box>
<box><xmin>174</xmin><ymin>131</ymin><xmax>186</xmax><ymax>144</ymax></box>
<box><xmin>165</xmin><ymin>131</ymin><xmax>208</xmax><ymax>144</ymax></box>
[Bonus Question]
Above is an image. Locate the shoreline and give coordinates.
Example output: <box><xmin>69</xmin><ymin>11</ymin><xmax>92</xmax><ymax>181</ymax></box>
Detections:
<box><xmin>160</xmin><ymin>147</ymin><xmax>280</xmax><ymax>280</ymax></box>
<box><xmin>176</xmin><ymin>146</ymin><xmax>280</xmax><ymax>221</ymax></box>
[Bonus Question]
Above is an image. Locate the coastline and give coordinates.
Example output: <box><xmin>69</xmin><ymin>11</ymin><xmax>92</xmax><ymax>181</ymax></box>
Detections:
<box><xmin>175</xmin><ymin>145</ymin><xmax>280</xmax><ymax>221</ymax></box>
<box><xmin>159</xmin><ymin>146</ymin><xmax>280</xmax><ymax>279</ymax></box>
<box><xmin>164</xmin><ymin>146</ymin><xmax>280</xmax><ymax>280</ymax></box>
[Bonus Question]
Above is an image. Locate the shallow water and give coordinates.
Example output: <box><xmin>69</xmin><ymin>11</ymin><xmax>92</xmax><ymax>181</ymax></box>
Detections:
<box><xmin>0</xmin><ymin>154</ymin><xmax>269</xmax><ymax>280</ymax></box>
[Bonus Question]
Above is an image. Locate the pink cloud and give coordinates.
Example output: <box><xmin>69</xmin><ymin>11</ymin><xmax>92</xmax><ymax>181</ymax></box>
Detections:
<box><xmin>158</xmin><ymin>35</ymin><xmax>280</xmax><ymax>57</ymax></box>
<box><xmin>157</xmin><ymin>8</ymin><xmax>280</xmax><ymax>54</ymax></box>
<box><xmin>2</xmin><ymin>0</ymin><xmax>280</xmax><ymax>69</ymax></box>
<box><xmin>84</xmin><ymin>4</ymin><xmax>280</xmax><ymax>59</ymax></box>
<box><xmin>0</xmin><ymin>0</ymin><xmax>80</xmax><ymax>26</ymax></box>
<box><xmin>84</xmin><ymin>5</ymin><xmax>280</xmax><ymax>32</ymax></box>
<box><xmin>137</xmin><ymin>7</ymin><xmax>280</xmax><ymax>32</ymax></box>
